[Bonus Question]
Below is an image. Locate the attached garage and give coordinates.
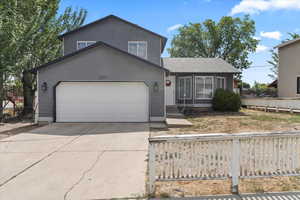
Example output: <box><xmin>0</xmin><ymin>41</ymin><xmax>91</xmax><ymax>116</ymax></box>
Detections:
<box><xmin>55</xmin><ymin>82</ymin><xmax>149</xmax><ymax>122</ymax></box>
<box><xmin>34</xmin><ymin>41</ymin><xmax>167</xmax><ymax>123</ymax></box>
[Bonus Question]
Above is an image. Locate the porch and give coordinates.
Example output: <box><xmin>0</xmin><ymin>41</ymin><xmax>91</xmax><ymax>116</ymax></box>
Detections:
<box><xmin>166</xmin><ymin>73</ymin><xmax>235</xmax><ymax>107</ymax></box>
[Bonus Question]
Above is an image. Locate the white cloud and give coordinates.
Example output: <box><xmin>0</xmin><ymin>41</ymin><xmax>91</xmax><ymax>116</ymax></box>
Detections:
<box><xmin>253</xmin><ymin>36</ymin><xmax>261</xmax><ymax>40</ymax></box>
<box><xmin>295</xmin><ymin>28</ymin><xmax>300</xmax><ymax>32</ymax></box>
<box><xmin>230</xmin><ymin>0</ymin><xmax>300</xmax><ymax>15</ymax></box>
<box><xmin>260</xmin><ymin>31</ymin><xmax>282</xmax><ymax>40</ymax></box>
<box><xmin>256</xmin><ymin>44</ymin><xmax>269</xmax><ymax>53</ymax></box>
<box><xmin>167</xmin><ymin>24</ymin><xmax>183</xmax><ymax>32</ymax></box>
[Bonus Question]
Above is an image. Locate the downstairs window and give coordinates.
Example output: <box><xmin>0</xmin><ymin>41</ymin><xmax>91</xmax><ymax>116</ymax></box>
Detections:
<box><xmin>178</xmin><ymin>77</ymin><xmax>192</xmax><ymax>99</ymax></box>
<box><xmin>216</xmin><ymin>77</ymin><xmax>226</xmax><ymax>90</ymax></box>
<box><xmin>195</xmin><ymin>76</ymin><xmax>213</xmax><ymax>99</ymax></box>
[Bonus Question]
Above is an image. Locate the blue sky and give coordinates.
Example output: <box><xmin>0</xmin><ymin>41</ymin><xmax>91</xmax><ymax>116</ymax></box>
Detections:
<box><xmin>59</xmin><ymin>0</ymin><xmax>300</xmax><ymax>86</ymax></box>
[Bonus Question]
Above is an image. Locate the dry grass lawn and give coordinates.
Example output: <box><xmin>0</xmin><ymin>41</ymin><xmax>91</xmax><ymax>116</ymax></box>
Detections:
<box><xmin>152</xmin><ymin>109</ymin><xmax>300</xmax><ymax>197</ymax></box>
<box><xmin>155</xmin><ymin>109</ymin><xmax>300</xmax><ymax>136</ymax></box>
<box><xmin>155</xmin><ymin>177</ymin><xmax>300</xmax><ymax>198</ymax></box>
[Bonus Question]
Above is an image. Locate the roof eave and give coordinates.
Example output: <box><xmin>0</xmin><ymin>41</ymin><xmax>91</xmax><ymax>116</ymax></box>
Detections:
<box><xmin>275</xmin><ymin>38</ymin><xmax>300</xmax><ymax>49</ymax></box>
<box><xmin>168</xmin><ymin>71</ymin><xmax>241</xmax><ymax>74</ymax></box>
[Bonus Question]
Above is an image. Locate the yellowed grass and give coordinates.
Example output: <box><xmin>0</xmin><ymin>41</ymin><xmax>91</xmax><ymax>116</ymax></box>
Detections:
<box><xmin>165</xmin><ymin>109</ymin><xmax>300</xmax><ymax>135</ymax></box>
<box><xmin>155</xmin><ymin>177</ymin><xmax>300</xmax><ymax>197</ymax></box>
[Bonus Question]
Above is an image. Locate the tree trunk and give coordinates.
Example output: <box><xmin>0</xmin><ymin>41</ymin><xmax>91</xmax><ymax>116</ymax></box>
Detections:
<box><xmin>22</xmin><ymin>71</ymin><xmax>35</xmax><ymax>116</ymax></box>
<box><xmin>0</xmin><ymin>72</ymin><xmax>3</xmax><ymax>121</ymax></box>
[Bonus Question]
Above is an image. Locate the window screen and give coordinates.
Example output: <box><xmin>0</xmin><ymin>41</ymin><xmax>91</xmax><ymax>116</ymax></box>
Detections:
<box><xmin>195</xmin><ymin>76</ymin><xmax>213</xmax><ymax>99</ymax></box>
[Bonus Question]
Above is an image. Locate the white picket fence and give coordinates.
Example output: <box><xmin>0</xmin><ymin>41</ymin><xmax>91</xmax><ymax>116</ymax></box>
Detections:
<box><xmin>148</xmin><ymin>132</ymin><xmax>300</xmax><ymax>193</ymax></box>
<box><xmin>242</xmin><ymin>98</ymin><xmax>300</xmax><ymax>113</ymax></box>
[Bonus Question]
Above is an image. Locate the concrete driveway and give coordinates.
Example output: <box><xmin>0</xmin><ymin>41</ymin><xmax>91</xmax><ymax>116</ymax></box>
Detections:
<box><xmin>0</xmin><ymin>123</ymin><xmax>149</xmax><ymax>200</ymax></box>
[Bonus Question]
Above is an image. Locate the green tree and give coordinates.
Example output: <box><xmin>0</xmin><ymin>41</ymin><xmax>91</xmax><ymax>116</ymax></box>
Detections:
<box><xmin>168</xmin><ymin>15</ymin><xmax>258</xmax><ymax>78</ymax></box>
<box><xmin>0</xmin><ymin>2</ymin><xmax>17</xmax><ymax>118</ymax></box>
<box><xmin>0</xmin><ymin>0</ymin><xmax>87</xmax><ymax>116</ymax></box>
<box><xmin>268</xmin><ymin>33</ymin><xmax>300</xmax><ymax>80</ymax></box>
<box><xmin>237</xmin><ymin>81</ymin><xmax>251</xmax><ymax>89</ymax></box>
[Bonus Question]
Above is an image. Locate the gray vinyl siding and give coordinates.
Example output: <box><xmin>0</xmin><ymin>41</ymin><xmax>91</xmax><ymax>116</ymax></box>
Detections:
<box><xmin>63</xmin><ymin>17</ymin><xmax>162</xmax><ymax>66</ymax></box>
<box><xmin>38</xmin><ymin>44</ymin><xmax>165</xmax><ymax>120</ymax></box>
<box><xmin>278</xmin><ymin>41</ymin><xmax>300</xmax><ymax>97</ymax></box>
<box><xmin>175</xmin><ymin>73</ymin><xmax>234</xmax><ymax>105</ymax></box>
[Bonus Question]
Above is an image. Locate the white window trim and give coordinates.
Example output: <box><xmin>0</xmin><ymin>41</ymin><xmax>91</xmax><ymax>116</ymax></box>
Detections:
<box><xmin>77</xmin><ymin>41</ymin><xmax>96</xmax><ymax>50</ymax></box>
<box><xmin>178</xmin><ymin>76</ymin><xmax>192</xmax><ymax>100</ymax></box>
<box><xmin>216</xmin><ymin>76</ymin><xmax>226</xmax><ymax>89</ymax></box>
<box><xmin>128</xmin><ymin>41</ymin><xmax>147</xmax><ymax>59</ymax></box>
<box><xmin>194</xmin><ymin>76</ymin><xmax>214</xmax><ymax>100</ymax></box>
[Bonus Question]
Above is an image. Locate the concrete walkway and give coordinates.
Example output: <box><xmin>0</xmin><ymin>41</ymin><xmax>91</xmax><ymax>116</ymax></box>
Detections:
<box><xmin>0</xmin><ymin>123</ymin><xmax>149</xmax><ymax>200</ymax></box>
<box><xmin>166</xmin><ymin>117</ymin><xmax>193</xmax><ymax>128</ymax></box>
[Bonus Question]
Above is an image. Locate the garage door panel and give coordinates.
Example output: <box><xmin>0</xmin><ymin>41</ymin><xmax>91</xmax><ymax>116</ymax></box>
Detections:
<box><xmin>56</xmin><ymin>82</ymin><xmax>149</xmax><ymax>122</ymax></box>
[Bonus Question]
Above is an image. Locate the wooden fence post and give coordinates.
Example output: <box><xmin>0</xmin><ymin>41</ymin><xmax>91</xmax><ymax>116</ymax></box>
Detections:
<box><xmin>231</xmin><ymin>138</ymin><xmax>240</xmax><ymax>194</ymax></box>
<box><xmin>148</xmin><ymin>142</ymin><xmax>156</xmax><ymax>195</ymax></box>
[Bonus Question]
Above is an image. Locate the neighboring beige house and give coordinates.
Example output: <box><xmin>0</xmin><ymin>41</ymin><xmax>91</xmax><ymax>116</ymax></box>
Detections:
<box><xmin>276</xmin><ymin>38</ymin><xmax>300</xmax><ymax>98</ymax></box>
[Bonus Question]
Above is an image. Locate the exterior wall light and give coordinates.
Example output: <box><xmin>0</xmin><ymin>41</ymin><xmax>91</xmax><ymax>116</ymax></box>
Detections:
<box><xmin>166</xmin><ymin>80</ymin><xmax>171</xmax><ymax>87</ymax></box>
<box><xmin>41</xmin><ymin>82</ymin><xmax>48</xmax><ymax>92</ymax></box>
<box><xmin>153</xmin><ymin>82</ymin><xmax>159</xmax><ymax>92</ymax></box>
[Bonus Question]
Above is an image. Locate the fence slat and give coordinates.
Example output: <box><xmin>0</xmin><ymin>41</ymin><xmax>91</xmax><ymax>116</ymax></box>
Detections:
<box><xmin>148</xmin><ymin>132</ymin><xmax>300</xmax><ymax>194</ymax></box>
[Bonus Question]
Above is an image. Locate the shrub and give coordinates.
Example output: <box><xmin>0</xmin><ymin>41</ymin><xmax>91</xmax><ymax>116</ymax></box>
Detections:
<box><xmin>212</xmin><ymin>89</ymin><xmax>241</xmax><ymax>112</ymax></box>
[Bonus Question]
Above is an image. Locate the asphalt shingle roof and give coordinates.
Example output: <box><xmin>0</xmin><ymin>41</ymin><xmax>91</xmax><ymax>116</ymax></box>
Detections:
<box><xmin>162</xmin><ymin>57</ymin><xmax>240</xmax><ymax>73</ymax></box>
<box><xmin>275</xmin><ymin>37</ymin><xmax>300</xmax><ymax>49</ymax></box>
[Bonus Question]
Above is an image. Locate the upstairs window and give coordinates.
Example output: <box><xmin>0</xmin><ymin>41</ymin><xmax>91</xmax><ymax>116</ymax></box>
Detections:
<box><xmin>77</xmin><ymin>41</ymin><xmax>96</xmax><ymax>50</ymax></box>
<box><xmin>128</xmin><ymin>41</ymin><xmax>147</xmax><ymax>59</ymax></box>
<box><xmin>216</xmin><ymin>77</ymin><xmax>226</xmax><ymax>90</ymax></box>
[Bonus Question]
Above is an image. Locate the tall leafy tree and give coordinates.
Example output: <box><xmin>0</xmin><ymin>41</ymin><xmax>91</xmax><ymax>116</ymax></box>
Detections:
<box><xmin>0</xmin><ymin>0</ymin><xmax>87</xmax><ymax>116</ymax></box>
<box><xmin>268</xmin><ymin>33</ymin><xmax>300</xmax><ymax>80</ymax></box>
<box><xmin>0</xmin><ymin>1</ymin><xmax>18</xmax><ymax>118</ymax></box>
<box><xmin>267</xmin><ymin>49</ymin><xmax>279</xmax><ymax>80</ymax></box>
<box><xmin>168</xmin><ymin>15</ymin><xmax>258</xmax><ymax>78</ymax></box>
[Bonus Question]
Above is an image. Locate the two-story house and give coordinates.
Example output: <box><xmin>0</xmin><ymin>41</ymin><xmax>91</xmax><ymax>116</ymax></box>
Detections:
<box><xmin>276</xmin><ymin>38</ymin><xmax>300</xmax><ymax>98</ymax></box>
<box><xmin>31</xmin><ymin>15</ymin><xmax>239</xmax><ymax>123</ymax></box>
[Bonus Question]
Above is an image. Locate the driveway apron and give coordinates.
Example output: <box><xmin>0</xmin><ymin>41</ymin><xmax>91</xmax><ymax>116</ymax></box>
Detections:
<box><xmin>0</xmin><ymin>123</ymin><xmax>149</xmax><ymax>200</ymax></box>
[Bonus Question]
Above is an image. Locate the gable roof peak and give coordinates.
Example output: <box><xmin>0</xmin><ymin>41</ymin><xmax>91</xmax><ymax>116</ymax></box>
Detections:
<box><xmin>58</xmin><ymin>14</ymin><xmax>167</xmax><ymax>49</ymax></box>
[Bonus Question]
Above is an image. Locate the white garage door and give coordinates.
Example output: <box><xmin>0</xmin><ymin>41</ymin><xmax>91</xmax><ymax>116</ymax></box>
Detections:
<box><xmin>56</xmin><ymin>82</ymin><xmax>149</xmax><ymax>122</ymax></box>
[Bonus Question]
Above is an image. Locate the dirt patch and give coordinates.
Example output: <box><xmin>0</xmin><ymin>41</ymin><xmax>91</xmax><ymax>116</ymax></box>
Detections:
<box><xmin>155</xmin><ymin>179</ymin><xmax>231</xmax><ymax>197</ymax></box>
<box><xmin>240</xmin><ymin>176</ymin><xmax>300</xmax><ymax>193</ymax></box>
<box><xmin>155</xmin><ymin>177</ymin><xmax>300</xmax><ymax>197</ymax></box>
